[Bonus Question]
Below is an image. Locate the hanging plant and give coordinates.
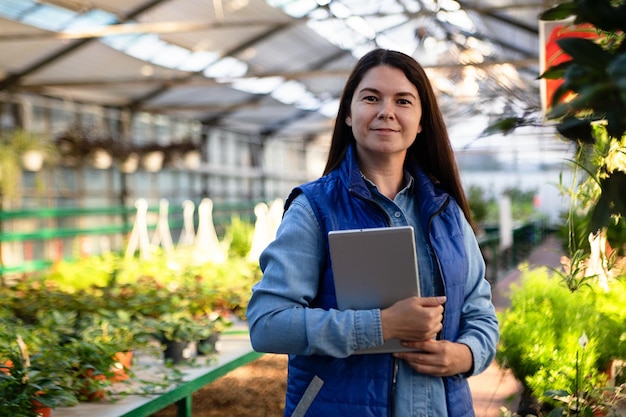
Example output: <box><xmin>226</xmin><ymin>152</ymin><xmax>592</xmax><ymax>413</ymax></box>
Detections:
<box><xmin>0</xmin><ymin>129</ymin><xmax>57</xmax><ymax>201</ymax></box>
<box><xmin>0</xmin><ymin>139</ymin><xmax>20</xmax><ymax>200</ymax></box>
<box><xmin>161</xmin><ymin>138</ymin><xmax>202</xmax><ymax>169</ymax></box>
<box><xmin>55</xmin><ymin>127</ymin><xmax>91</xmax><ymax>167</ymax></box>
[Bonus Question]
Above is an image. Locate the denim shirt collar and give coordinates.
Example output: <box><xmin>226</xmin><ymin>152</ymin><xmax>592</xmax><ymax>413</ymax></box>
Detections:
<box><xmin>340</xmin><ymin>143</ymin><xmax>447</xmax><ymax>214</ymax></box>
<box><xmin>361</xmin><ymin>170</ymin><xmax>414</xmax><ymax>202</ymax></box>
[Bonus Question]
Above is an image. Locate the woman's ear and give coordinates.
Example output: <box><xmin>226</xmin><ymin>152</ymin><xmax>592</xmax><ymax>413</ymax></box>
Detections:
<box><xmin>345</xmin><ymin>115</ymin><xmax>352</xmax><ymax>126</ymax></box>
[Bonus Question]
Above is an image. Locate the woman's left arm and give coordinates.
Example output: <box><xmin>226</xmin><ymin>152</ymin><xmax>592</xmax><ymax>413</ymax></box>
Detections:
<box><xmin>453</xmin><ymin>217</ymin><xmax>500</xmax><ymax>375</ymax></box>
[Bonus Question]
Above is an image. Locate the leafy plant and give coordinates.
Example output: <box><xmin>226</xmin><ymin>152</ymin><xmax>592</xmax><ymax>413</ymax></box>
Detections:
<box><xmin>539</xmin><ymin>1</ymin><xmax>626</xmax><ymax>144</ymax></box>
<box><xmin>148</xmin><ymin>312</ymin><xmax>213</xmax><ymax>344</ymax></box>
<box><xmin>0</xmin><ymin>128</ymin><xmax>58</xmax><ymax>200</ymax></box>
<box><xmin>464</xmin><ymin>184</ymin><xmax>541</xmax><ymax>227</ymax></box>
<box><xmin>0</xmin><ymin>337</ymin><xmax>78</xmax><ymax>416</ymax></box>
<box><xmin>497</xmin><ymin>267</ymin><xmax>626</xmax><ymax>407</ymax></box>
<box><xmin>222</xmin><ymin>215</ymin><xmax>255</xmax><ymax>258</ymax></box>
<box><xmin>466</xmin><ymin>185</ymin><xmax>491</xmax><ymax>227</ymax></box>
<box><xmin>483</xmin><ymin>0</ymin><xmax>626</xmax><ymax>233</ymax></box>
<box><xmin>543</xmin><ymin>383</ymin><xmax>626</xmax><ymax>417</ymax></box>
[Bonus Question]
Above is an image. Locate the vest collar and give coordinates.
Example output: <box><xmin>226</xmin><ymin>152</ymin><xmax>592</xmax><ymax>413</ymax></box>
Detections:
<box><xmin>339</xmin><ymin>144</ymin><xmax>449</xmax><ymax>214</ymax></box>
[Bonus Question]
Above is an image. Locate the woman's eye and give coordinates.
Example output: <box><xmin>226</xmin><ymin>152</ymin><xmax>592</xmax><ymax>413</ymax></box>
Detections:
<box><xmin>363</xmin><ymin>96</ymin><xmax>378</xmax><ymax>102</ymax></box>
<box><xmin>397</xmin><ymin>98</ymin><xmax>411</xmax><ymax>105</ymax></box>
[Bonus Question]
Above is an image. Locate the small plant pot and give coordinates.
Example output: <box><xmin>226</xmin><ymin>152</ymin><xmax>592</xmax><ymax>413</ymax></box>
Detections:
<box><xmin>77</xmin><ymin>370</ymin><xmax>107</xmax><ymax>402</ymax></box>
<box><xmin>141</xmin><ymin>150</ymin><xmax>164</xmax><ymax>173</ymax></box>
<box><xmin>198</xmin><ymin>333</ymin><xmax>221</xmax><ymax>356</ymax></box>
<box><xmin>32</xmin><ymin>400</ymin><xmax>52</xmax><ymax>417</ymax></box>
<box><xmin>90</xmin><ymin>148</ymin><xmax>113</xmax><ymax>169</ymax></box>
<box><xmin>21</xmin><ymin>150</ymin><xmax>45</xmax><ymax>172</ymax></box>
<box><xmin>110</xmin><ymin>351</ymin><xmax>133</xmax><ymax>382</ymax></box>
<box><xmin>163</xmin><ymin>341</ymin><xmax>196</xmax><ymax>364</ymax></box>
<box><xmin>183</xmin><ymin>150</ymin><xmax>201</xmax><ymax>170</ymax></box>
<box><xmin>0</xmin><ymin>359</ymin><xmax>13</xmax><ymax>375</ymax></box>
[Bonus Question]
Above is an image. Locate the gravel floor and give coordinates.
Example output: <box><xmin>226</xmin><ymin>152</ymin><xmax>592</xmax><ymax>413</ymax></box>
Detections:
<box><xmin>150</xmin><ymin>354</ymin><xmax>287</xmax><ymax>417</ymax></box>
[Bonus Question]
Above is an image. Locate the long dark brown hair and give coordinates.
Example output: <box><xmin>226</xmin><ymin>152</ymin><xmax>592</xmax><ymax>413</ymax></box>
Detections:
<box><xmin>323</xmin><ymin>48</ymin><xmax>472</xmax><ymax>224</ymax></box>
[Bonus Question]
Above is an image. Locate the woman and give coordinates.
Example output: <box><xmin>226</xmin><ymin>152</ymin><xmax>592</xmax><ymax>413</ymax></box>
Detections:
<box><xmin>246</xmin><ymin>48</ymin><xmax>499</xmax><ymax>417</ymax></box>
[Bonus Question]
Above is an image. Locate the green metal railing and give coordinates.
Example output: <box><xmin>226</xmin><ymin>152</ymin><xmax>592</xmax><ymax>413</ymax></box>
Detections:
<box><xmin>0</xmin><ymin>201</ymin><xmax>258</xmax><ymax>275</ymax></box>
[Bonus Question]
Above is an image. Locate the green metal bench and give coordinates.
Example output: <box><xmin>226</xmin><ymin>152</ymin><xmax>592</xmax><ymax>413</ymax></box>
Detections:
<box><xmin>54</xmin><ymin>329</ymin><xmax>264</xmax><ymax>417</ymax></box>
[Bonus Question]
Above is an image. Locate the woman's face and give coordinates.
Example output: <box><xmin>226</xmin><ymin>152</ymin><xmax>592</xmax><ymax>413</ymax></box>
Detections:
<box><xmin>346</xmin><ymin>65</ymin><xmax>423</xmax><ymax>160</ymax></box>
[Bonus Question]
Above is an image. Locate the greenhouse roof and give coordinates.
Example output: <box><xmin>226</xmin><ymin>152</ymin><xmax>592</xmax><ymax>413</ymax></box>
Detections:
<box><xmin>0</xmin><ymin>0</ymin><xmax>573</xmax><ymax>166</ymax></box>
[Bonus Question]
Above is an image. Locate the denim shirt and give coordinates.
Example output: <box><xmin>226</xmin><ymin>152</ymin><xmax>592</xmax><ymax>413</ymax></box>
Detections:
<box><xmin>247</xmin><ymin>174</ymin><xmax>498</xmax><ymax>417</ymax></box>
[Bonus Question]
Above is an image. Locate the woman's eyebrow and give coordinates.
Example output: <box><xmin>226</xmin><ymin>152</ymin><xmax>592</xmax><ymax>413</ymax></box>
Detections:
<box><xmin>358</xmin><ymin>87</ymin><xmax>417</xmax><ymax>99</ymax></box>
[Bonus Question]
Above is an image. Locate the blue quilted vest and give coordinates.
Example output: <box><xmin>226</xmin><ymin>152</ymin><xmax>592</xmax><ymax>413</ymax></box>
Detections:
<box><xmin>283</xmin><ymin>145</ymin><xmax>474</xmax><ymax>417</ymax></box>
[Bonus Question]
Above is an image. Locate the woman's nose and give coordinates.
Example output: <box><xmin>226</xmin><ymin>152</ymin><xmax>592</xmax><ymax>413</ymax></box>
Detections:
<box><xmin>377</xmin><ymin>102</ymin><xmax>395</xmax><ymax>120</ymax></box>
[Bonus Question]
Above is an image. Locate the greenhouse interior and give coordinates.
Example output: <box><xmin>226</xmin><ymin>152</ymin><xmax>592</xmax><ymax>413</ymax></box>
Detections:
<box><xmin>0</xmin><ymin>0</ymin><xmax>625</xmax><ymax>416</ymax></box>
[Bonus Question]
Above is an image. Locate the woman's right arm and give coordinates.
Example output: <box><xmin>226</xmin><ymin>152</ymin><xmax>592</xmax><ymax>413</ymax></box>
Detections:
<box><xmin>246</xmin><ymin>194</ymin><xmax>384</xmax><ymax>357</ymax></box>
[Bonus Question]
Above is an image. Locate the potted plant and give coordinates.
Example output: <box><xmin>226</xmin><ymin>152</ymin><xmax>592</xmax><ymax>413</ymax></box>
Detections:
<box><xmin>32</xmin><ymin>308</ymin><xmax>129</xmax><ymax>402</ymax></box>
<box><xmin>3</xmin><ymin>129</ymin><xmax>56</xmax><ymax>172</ymax></box>
<box><xmin>61</xmin><ymin>334</ymin><xmax>120</xmax><ymax>402</ymax></box>
<box><xmin>0</xmin><ymin>129</ymin><xmax>56</xmax><ymax>200</ymax></box>
<box><xmin>148</xmin><ymin>311</ymin><xmax>214</xmax><ymax>365</ymax></box>
<box><xmin>75</xmin><ymin>309</ymin><xmax>151</xmax><ymax>382</ymax></box>
<box><xmin>0</xmin><ymin>336</ymin><xmax>78</xmax><ymax>416</ymax></box>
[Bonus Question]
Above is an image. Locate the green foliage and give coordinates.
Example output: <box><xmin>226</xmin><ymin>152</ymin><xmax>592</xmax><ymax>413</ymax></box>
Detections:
<box><xmin>0</xmin><ymin>213</ymin><xmax>262</xmax><ymax>408</ymax></box>
<box><xmin>0</xmin><ymin>143</ymin><xmax>21</xmax><ymax>200</ymax></box>
<box><xmin>0</xmin><ymin>337</ymin><xmax>78</xmax><ymax>415</ymax></box>
<box><xmin>223</xmin><ymin>215</ymin><xmax>255</xmax><ymax>258</ymax></box>
<box><xmin>465</xmin><ymin>184</ymin><xmax>540</xmax><ymax>226</ymax></box>
<box><xmin>47</xmin><ymin>251</ymin><xmax>121</xmax><ymax>292</ymax></box>
<box><xmin>497</xmin><ymin>267</ymin><xmax>626</xmax><ymax>407</ymax></box>
<box><xmin>0</xmin><ymin>129</ymin><xmax>58</xmax><ymax>201</ymax></box>
<box><xmin>556</xmin><ymin>126</ymin><xmax>626</xmax><ymax>252</ymax></box>
<box><xmin>539</xmin><ymin>0</ymin><xmax>626</xmax><ymax>142</ymax></box>
<box><xmin>541</xmin><ymin>1</ymin><xmax>626</xmax><ymax>232</ymax></box>
<box><xmin>467</xmin><ymin>185</ymin><xmax>491</xmax><ymax>225</ymax></box>
<box><xmin>147</xmin><ymin>312</ymin><xmax>213</xmax><ymax>344</ymax></box>
<box><xmin>502</xmin><ymin>186</ymin><xmax>540</xmax><ymax>222</ymax></box>
<box><xmin>483</xmin><ymin>0</ymin><xmax>626</xmax><ymax>234</ymax></box>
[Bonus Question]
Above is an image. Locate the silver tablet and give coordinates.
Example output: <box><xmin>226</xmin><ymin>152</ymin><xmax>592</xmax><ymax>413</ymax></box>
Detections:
<box><xmin>328</xmin><ymin>225</ymin><xmax>420</xmax><ymax>354</ymax></box>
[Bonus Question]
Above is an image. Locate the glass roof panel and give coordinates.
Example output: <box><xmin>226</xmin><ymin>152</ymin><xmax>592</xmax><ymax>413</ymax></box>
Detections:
<box><xmin>204</xmin><ymin>57</ymin><xmax>248</xmax><ymax>79</ymax></box>
<box><xmin>307</xmin><ymin>18</ymin><xmax>367</xmax><ymax>50</ymax></box>
<box><xmin>0</xmin><ymin>0</ymin><xmax>546</xmax><ymax>143</ymax></box>
<box><xmin>319</xmin><ymin>98</ymin><xmax>339</xmax><ymax>118</ymax></box>
<box><xmin>271</xmin><ymin>79</ymin><xmax>318</xmax><ymax>108</ymax></box>
<box><xmin>273</xmin><ymin>0</ymin><xmax>318</xmax><ymax>18</ymax></box>
<box><xmin>102</xmin><ymin>33</ymin><xmax>144</xmax><ymax>50</ymax></box>
<box><xmin>233</xmin><ymin>77</ymin><xmax>285</xmax><ymax>94</ymax></box>
<box><xmin>178</xmin><ymin>51</ymin><xmax>220</xmax><ymax>72</ymax></box>
<box><xmin>365</xmin><ymin>14</ymin><xmax>408</xmax><ymax>33</ymax></box>
<box><xmin>437</xmin><ymin>9</ymin><xmax>475</xmax><ymax>32</ymax></box>
<box><xmin>152</xmin><ymin>44</ymin><xmax>191</xmax><ymax>68</ymax></box>
<box><xmin>124</xmin><ymin>34</ymin><xmax>168</xmax><ymax>61</ymax></box>
<box><xmin>20</xmin><ymin>3</ymin><xmax>77</xmax><ymax>31</ymax></box>
<box><xmin>0</xmin><ymin>0</ymin><xmax>37</xmax><ymax>18</ymax></box>
<box><xmin>63</xmin><ymin>9</ymin><xmax>118</xmax><ymax>32</ymax></box>
<box><xmin>338</xmin><ymin>0</ymin><xmax>402</xmax><ymax>15</ymax></box>
<box><xmin>328</xmin><ymin>2</ymin><xmax>351</xmax><ymax>18</ymax></box>
<box><xmin>439</xmin><ymin>0</ymin><xmax>461</xmax><ymax>11</ymax></box>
